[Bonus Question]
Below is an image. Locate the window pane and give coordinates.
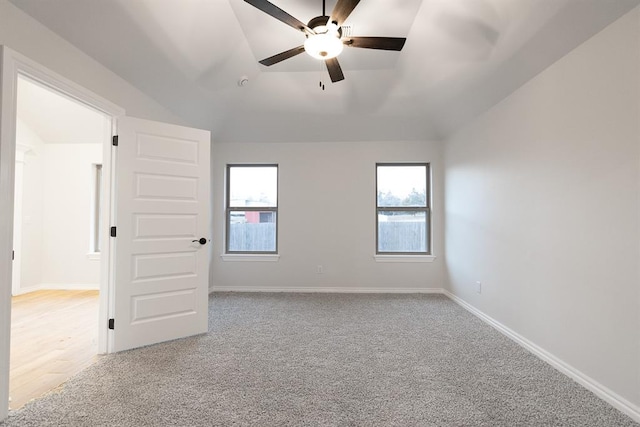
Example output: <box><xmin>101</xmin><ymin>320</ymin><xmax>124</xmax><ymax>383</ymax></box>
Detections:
<box><xmin>378</xmin><ymin>211</ymin><xmax>427</xmax><ymax>253</ymax></box>
<box><xmin>228</xmin><ymin>211</ymin><xmax>276</xmax><ymax>252</ymax></box>
<box><xmin>377</xmin><ymin>165</ymin><xmax>427</xmax><ymax>207</ymax></box>
<box><xmin>92</xmin><ymin>164</ymin><xmax>102</xmax><ymax>253</ymax></box>
<box><xmin>229</xmin><ymin>166</ymin><xmax>277</xmax><ymax>207</ymax></box>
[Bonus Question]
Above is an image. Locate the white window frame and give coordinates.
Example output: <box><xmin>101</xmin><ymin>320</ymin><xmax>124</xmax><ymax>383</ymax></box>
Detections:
<box><xmin>375</xmin><ymin>162</ymin><xmax>431</xmax><ymax>256</ymax></box>
<box><xmin>225</xmin><ymin>164</ymin><xmax>279</xmax><ymax>255</ymax></box>
<box><xmin>88</xmin><ymin>163</ymin><xmax>102</xmax><ymax>259</ymax></box>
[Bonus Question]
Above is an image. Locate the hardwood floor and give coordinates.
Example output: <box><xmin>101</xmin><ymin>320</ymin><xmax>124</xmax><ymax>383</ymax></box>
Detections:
<box><xmin>9</xmin><ymin>290</ymin><xmax>99</xmax><ymax>409</ymax></box>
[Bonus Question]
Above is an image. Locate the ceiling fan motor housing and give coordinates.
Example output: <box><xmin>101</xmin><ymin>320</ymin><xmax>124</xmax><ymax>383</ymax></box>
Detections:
<box><xmin>307</xmin><ymin>16</ymin><xmax>333</xmax><ymax>31</ymax></box>
<box><xmin>307</xmin><ymin>16</ymin><xmax>343</xmax><ymax>37</ymax></box>
<box><xmin>305</xmin><ymin>15</ymin><xmax>344</xmax><ymax>59</ymax></box>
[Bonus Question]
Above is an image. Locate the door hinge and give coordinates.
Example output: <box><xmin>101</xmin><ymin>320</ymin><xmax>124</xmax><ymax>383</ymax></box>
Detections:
<box><xmin>110</xmin><ymin>226</ymin><xmax>117</xmax><ymax>237</ymax></box>
<box><xmin>12</xmin><ymin>250</ymin><xmax>14</xmax><ymax>261</ymax></box>
<box><xmin>108</xmin><ymin>318</ymin><xmax>115</xmax><ymax>330</ymax></box>
<box><xmin>112</xmin><ymin>135</ymin><xmax>118</xmax><ymax>146</ymax></box>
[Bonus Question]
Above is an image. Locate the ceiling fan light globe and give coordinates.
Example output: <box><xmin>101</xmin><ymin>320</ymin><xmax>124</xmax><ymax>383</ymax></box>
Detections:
<box><xmin>304</xmin><ymin>33</ymin><xmax>344</xmax><ymax>60</ymax></box>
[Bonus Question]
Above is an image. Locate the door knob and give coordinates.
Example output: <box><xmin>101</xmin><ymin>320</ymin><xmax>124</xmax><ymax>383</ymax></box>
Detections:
<box><xmin>192</xmin><ymin>238</ymin><xmax>207</xmax><ymax>245</ymax></box>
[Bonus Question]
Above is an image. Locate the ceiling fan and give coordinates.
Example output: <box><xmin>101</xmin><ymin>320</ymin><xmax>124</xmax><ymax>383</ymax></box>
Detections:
<box><xmin>244</xmin><ymin>0</ymin><xmax>407</xmax><ymax>83</ymax></box>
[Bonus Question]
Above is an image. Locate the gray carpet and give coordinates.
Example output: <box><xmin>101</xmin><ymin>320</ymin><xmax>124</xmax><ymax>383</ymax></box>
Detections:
<box><xmin>1</xmin><ymin>293</ymin><xmax>637</xmax><ymax>426</ymax></box>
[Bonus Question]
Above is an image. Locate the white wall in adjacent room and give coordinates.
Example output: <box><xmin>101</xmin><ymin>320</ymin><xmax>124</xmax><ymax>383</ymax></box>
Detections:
<box><xmin>15</xmin><ymin>118</ymin><xmax>45</xmax><ymax>291</ymax></box>
<box><xmin>211</xmin><ymin>140</ymin><xmax>444</xmax><ymax>292</ymax></box>
<box><xmin>15</xmin><ymin>118</ymin><xmax>103</xmax><ymax>291</ymax></box>
<box><xmin>40</xmin><ymin>143</ymin><xmax>103</xmax><ymax>288</ymax></box>
<box><xmin>444</xmin><ymin>6</ymin><xmax>640</xmax><ymax>410</ymax></box>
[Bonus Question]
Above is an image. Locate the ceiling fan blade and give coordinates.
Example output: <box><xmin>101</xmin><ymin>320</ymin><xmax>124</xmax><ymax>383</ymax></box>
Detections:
<box><xmin>325</xmin><ymin>58</ymin><xmax>345</xmax><ymax>83</ymax></box>
<box><xmin>259</xmin><ymin>45</ymin><xmax>306</xmax><ymax>66</ymax></box>
<box><xmin>345</xmin><ymin>36</ymin><xmax>407</xmax><ymax>51</ymax></box>
<box><xmin>244</xmin><ymin>0</ymin><xmax>312</xmax><ymax>33</ymax></box>
<box><xmin>329</xmin><ymin>0</ymin><xmax>360</xmax><ymax>26</ymax></box>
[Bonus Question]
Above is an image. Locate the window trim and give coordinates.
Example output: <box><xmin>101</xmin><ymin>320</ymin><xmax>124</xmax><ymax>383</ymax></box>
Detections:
<box><xmin>375</xmin><ymin>162</ymin><xmax>431</xmax><ymax>255</ymax></box>
<box><xmin>225</xmin><ymin>164</ymin><xmax>279</xmax><ymax>254</ymax></box>
<box><xmin>374</xmin><ymin>254</ymin><xmax>436</xmax><ymax>263</ymax></box>
<box><xmin>89</xmin><ymin>163</ymin><xmax>102</xmax><ymax>257</ymax></box>
<box><xmin>220</xmin><ymin>253</ymin><xmax>280</xmax><ymax>262</ymax></box>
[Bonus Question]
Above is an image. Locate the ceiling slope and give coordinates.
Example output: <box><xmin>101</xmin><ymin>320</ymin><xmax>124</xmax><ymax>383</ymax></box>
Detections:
<box><xmin>8</xmin><ymin>0</ymin><xmax>640</xmax><ymax>142</ymax></box>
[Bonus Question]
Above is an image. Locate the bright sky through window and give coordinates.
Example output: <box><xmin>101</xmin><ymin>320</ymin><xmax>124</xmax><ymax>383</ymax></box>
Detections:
<box><xmin>377</xmin><ymin>165</ymin><xmax>426</xmax><ymax>201</ymax></box>
<box><xmin>229</xmin><ymin>166</ymin><xmax>278</xmax><ymax>207</ymax></box>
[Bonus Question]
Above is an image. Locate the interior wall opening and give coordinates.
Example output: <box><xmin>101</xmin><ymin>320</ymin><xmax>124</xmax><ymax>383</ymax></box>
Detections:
<box><xmin>9</xmin><ymin>74</ymin><xmax>109</xmax><ymax>409</ymax></box>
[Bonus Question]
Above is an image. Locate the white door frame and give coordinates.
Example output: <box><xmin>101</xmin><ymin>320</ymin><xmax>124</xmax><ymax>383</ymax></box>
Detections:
<box><xmin>11</xmin><ymin>144</ymin><xmax>31</xmax><ymax>296</ymax></box>
<box><xmin>0</xmin><ymin>45</ymin><xmax>125</xmax><ymax>420</ymax></box>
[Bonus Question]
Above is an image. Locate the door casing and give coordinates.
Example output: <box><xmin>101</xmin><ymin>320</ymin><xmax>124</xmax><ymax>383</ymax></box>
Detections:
<box><xmin>0</xmin><ymin>45</ymin><xmax>125</xmax><ymax>421</ymax></box>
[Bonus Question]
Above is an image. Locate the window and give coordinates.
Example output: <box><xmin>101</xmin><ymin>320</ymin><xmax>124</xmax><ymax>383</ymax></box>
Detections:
<box><xmin>226</xmin><ymin>165</ymin><xmax>278</xmax><ymax>253</ymax></box>
<box><xmin>376</xmin><ymin>163</ymin><xmax>430</xmax><ymax>254</ymax></box>
<box><xmin>89</xmin><ymin>163</ymin><xmax>103</xmax><ymax>256</ymax></box>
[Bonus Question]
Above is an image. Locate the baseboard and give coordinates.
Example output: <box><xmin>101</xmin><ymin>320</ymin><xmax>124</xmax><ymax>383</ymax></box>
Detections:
<box><xmin>210</xmin><ymin>286</ymin><xmax>445</xmax><ymax>294</ymax></box>
<box><xmin>14</xmin><ymin>283</ymin><xmax>100</xmax><ymax>295</ymax></box>
<box><xmin>442</xmin><ymin>290</ymin><xmax>640</xmax><ymax>423</ymax></box>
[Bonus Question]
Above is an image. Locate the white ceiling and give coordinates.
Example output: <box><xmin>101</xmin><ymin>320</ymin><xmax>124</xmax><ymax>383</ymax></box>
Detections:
<box><xmin>17</xmin><ymin>76</ymin><xmax>108</xmax><ymax>145</ymax></box>
<box><xmin>9</xmin><ymin>0</ymin><xmax>640</xmax><ymax>143</ymax></box>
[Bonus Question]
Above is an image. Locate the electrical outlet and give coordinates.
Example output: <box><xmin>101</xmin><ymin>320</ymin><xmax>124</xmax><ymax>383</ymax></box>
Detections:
<box><xmin>476</xmin><ymin>281</ymin><xmax>482</xmax><ymax>294</ymax></box>
<box><xmin>316</xmin><ymin>265</ymin><xmax>324</xmax><ymax>274</ymax></box>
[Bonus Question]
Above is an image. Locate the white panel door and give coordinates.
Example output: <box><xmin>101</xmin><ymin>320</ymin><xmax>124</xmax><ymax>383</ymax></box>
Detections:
<box><xmin>113</xmin><ymin>117</ymin><xmax>210</xmax><ymax>352</ymax></box>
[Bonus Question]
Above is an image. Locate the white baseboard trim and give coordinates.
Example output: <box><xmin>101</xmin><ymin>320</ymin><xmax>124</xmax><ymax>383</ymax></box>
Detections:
<box><xmin>210</xmin><ymin>286</ymin><xmax>445</xmax><ymax>294</ymax></box>
<box><xmin>442</xmin><ymin>290</ymin><xmax>640</xmax><ymax>423</ymax></box>
<box><xmin>14</xmin><ymin>283</ymin><xmax>100</xmax><ymax>295</ymax></box>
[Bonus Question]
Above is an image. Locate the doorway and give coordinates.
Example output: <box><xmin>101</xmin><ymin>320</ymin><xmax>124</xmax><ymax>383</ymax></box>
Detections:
<box><xmin>1</xmin><ymin>47</ymin><xmax>211</xmax><ymax>422</ymax></box>
<box><xmin>8</xmin><ymin>75</ymin><xmax>109</xmax><ymax>408</ymax></box>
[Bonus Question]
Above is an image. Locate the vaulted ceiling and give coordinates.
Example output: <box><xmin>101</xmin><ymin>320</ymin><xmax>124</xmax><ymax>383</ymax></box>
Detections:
<box><xmin>9</xmin><ymin>0</ymin><xmax>640</xmax><ymax>143</ymax></box>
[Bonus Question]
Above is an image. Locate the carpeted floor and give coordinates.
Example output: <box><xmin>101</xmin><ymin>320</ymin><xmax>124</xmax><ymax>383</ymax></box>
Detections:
<box><xmin>1</xmin><ymin>293</ymin><xmax>638</xmax><ymax>426</ymax></box>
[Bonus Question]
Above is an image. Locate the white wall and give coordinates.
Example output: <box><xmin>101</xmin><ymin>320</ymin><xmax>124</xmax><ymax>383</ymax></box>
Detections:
<box><xmin>40</xmin><ymin>143</ymin><xmax>103</xmax><ymax>288</ymax></box>
<box><xmin>444</xmin><ymin>6</ymin><xmax>640</xmax><ymax>411</ymax></box>
<box><xmin>211</xmin><ymin>140</ymin><xmax>444</xmax><ymax>292</ymax></box>
<box><xmin>0</xmin><ymin>0</ymin><xmax>185</xmax><ymax>126</ymax></box>
<box><xmin>16</xmin><ymin>120</ymin><xmax>104</xmax><ymax>292</ymax></box>
<box><xmin>15</xmin><ymin>118</ymin><xmax>44</xmax><ymax>290</ymax></box>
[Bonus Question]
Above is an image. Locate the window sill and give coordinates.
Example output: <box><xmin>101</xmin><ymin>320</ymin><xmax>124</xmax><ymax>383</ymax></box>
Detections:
<box><xmin>221</xmin><ymin>254</ymin><xmax>280</xmax><ymax>262</ymax></box>
<box><xmin>87</xmin><ymin>252</ymin><xmax>101</xmax><ymax>261</ymax></box>
<box><xmin>374</xmin><ymin>255</ymin><xmax>436</xmax><ymax>263</ymax></box>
